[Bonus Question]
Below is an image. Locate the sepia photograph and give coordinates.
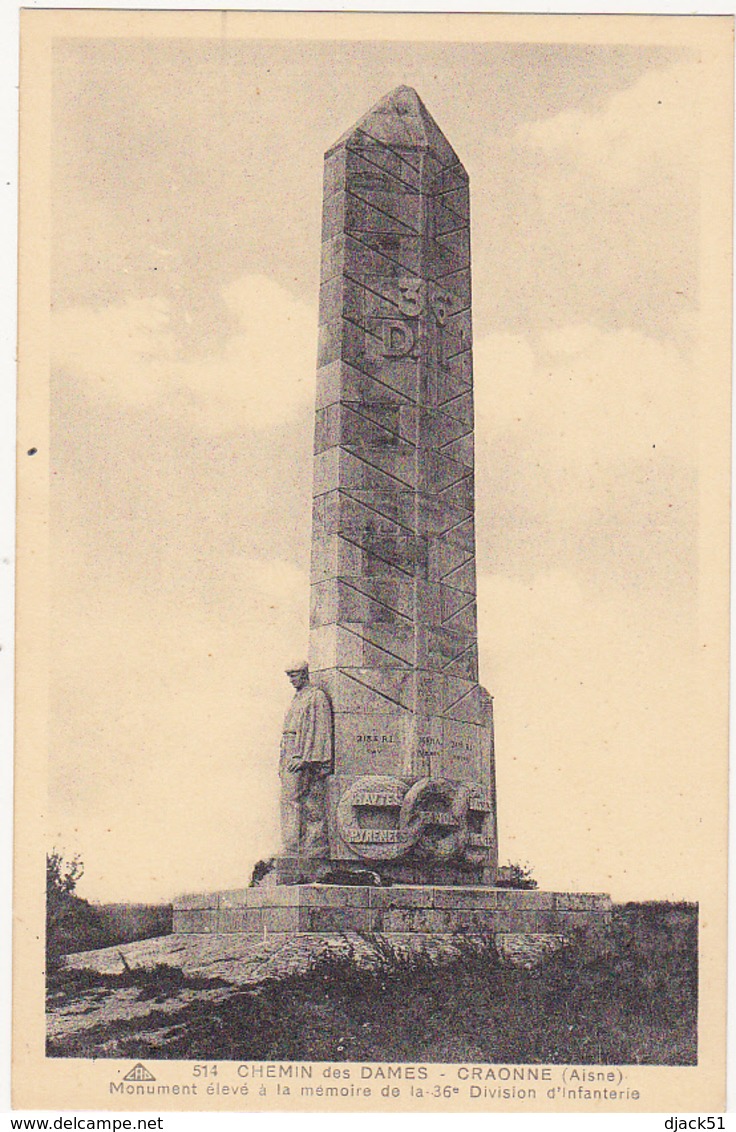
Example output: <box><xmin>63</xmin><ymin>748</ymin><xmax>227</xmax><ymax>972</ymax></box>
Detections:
<box><xmin>12</xmin><ymin>8</ymin><xmax>732</xmax><ymax>1114</ymax></box>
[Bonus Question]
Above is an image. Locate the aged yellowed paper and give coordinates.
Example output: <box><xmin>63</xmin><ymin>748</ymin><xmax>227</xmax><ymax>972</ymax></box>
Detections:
<box><xmin>14</xmin><ymin>9</ymin><xmax>732</xmax><ymax>1114</ymax></box>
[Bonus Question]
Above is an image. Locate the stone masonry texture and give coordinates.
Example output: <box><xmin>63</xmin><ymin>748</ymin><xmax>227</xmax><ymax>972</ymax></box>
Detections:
<box><xmin>309</xmin><ymin>87</ymin><xmax>497</xmax><ymax>884</ymax></box>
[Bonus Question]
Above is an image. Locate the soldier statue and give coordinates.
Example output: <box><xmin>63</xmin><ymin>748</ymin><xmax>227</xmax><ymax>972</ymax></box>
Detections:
<box><xmin>279</xmin><ymin>660</ymin><xmax>333</xmax><ymax>859</ymax></box>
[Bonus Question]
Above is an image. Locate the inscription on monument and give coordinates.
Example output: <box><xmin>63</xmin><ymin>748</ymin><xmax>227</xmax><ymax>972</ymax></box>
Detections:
<box><xmin>346</xmin><ymin>830</ymin><xmax>410</xmax><ymax>844</ymax></box>
<box><xmin>353</xmin><ymin>791</ymin><xmax>400</xmax><ymax>806</ymax></box>
<box><xmin>337</xmin><ymin>775</ymin><xmax>410</xmax><ymax>860</ymax></box>
<box><xmin>336</xmin><ymin>774</ymin><xmax>492</xmax><ymax>865</ymax></box>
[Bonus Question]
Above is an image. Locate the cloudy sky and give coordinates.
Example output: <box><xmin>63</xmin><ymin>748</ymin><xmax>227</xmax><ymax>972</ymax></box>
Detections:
<box><xmin>46</xmin><ymin>26</ymin><xmax>725</xmax><ymax>902</ymax></box>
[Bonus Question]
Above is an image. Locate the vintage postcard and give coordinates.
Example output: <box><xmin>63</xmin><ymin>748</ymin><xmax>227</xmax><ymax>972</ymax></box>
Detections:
<box><xmin>13</xmin><ymin>9</ymin><xmax>732</xmax><ymax>1115</ymax></box>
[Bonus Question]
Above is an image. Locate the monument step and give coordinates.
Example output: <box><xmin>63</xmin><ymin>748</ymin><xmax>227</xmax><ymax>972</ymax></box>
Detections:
<box><xmin>173</xmin><ymin>885</ymin><xmax>612</xmax><ymax>937</ymax></box>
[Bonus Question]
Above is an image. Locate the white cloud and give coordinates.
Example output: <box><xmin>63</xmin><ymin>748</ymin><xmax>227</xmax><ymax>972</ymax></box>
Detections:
<box><xmin>471</xmin><ymin>323</ymin><xmax>697</xmax><ymax>599</ymax></box>
<box><xmin>52</xmin><ymin>274</ymin><xmax>318</xmax><ymax>432</ymax></box>
<box><xmin>516</xmin><ymin>62</ymin><xmax>700</xmax><ymax>187</ymax></box>
<box><xmin>475</xmin><ymin>323</ymin><xmax>696</xmax><ymax>471</ymax></box>
<box><xmin>52</xmin><ymin>296</ymin><xmax>176</xmax><ymax>405</ymax></box>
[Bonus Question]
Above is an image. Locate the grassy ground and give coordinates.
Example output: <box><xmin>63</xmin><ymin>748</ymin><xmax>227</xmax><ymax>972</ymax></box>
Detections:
<box><xmin>46</xmin><ymin>901</ymin><xmax>697</xmax><ymax>1065</ymax></box>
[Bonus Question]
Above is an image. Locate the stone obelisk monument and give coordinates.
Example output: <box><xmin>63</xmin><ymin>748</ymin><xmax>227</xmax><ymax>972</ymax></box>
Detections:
<box><xmin>174</xmin><ymin>89</ymin><xmax>612</xmax><ymax>939</ymax></box>
<box><xmin>306</xmin><ymin>86</ymin><xmax>496</xmax><ymax>885</ymax></box>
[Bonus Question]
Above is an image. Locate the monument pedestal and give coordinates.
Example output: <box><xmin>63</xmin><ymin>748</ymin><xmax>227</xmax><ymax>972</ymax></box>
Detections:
<box><xmin>173</xmin><ymin>884</ymin><xmax>612</xmax><ymax>938</ymax></box>
<box><xmin>266</xmin><ymin>855</ymin><xmax>496</xmax><ymax>887</ymax></box>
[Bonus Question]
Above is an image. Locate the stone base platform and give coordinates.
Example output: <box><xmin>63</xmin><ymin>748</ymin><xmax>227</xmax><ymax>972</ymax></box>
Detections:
<box><xmin>173</xmin><ymin>884</ymin><xmax>612</xmax><ymax>937</ymax></box>
<box><xmin>265</xmin><ymin>856</ymin><xmax>495</xmax><ymax>888</ymax></box>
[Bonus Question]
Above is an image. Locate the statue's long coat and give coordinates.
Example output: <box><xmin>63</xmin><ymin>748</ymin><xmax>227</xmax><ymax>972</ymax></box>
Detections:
<box><xmin>280</xmin><ymin>684</ymin><xmax>333</xmax><ymax>773</ymax></box>
<box><xmin>279</xmin><ymin>684</ymin><xmax>333</xmax><ymax>857</ymax></box>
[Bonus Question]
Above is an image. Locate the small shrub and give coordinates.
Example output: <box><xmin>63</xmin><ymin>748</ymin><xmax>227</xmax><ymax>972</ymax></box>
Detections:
<box><xmin>496</xmin><ymin>861</ymin><xmax>538</xmax><ymax>889</ymax></box>
<box><xmin>46</xmin><ymin>850</ymin><xmax>110</xmax><ymax>966</ymax></box>
<box><xmin>249</xmin><ymin>858</ymin><xmax>276</xmax><ymax>886</ymax></box>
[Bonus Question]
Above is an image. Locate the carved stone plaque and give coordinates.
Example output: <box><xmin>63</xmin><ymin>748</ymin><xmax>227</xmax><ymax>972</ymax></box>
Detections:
<box><xmin>336</xmin><ymin>773</ymin><xmax>494</xmax><ymax>865</ymax></box>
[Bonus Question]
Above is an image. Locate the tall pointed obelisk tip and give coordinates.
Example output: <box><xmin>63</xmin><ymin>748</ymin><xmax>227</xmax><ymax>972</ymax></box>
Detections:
<box><xmin>386</xmin><ymin>84</ymin><xmax>420</xmax><ymax>99</ymax></box>
<box><xmin>375</xmin><ymin>85</ymin><xmax>426</xmax><ymax>114</ymax></box>
<box><xmin>328</xmin><ymin>84</ymin><xmax>459</xmax><ymax>165</ymax></box>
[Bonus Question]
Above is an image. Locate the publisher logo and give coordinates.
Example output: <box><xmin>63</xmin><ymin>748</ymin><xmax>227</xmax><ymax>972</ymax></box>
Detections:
<box><xmin>123</xmin><ymin>1063</ymin><xmax>156</xmax><ymax>1082</ymax></box>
